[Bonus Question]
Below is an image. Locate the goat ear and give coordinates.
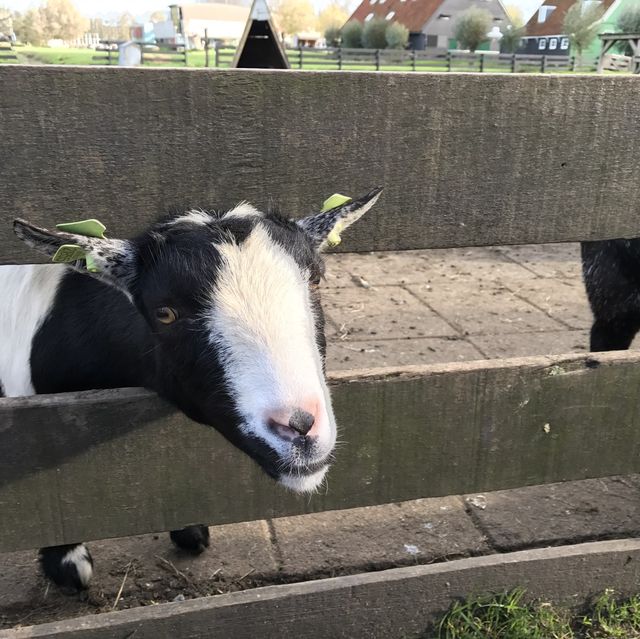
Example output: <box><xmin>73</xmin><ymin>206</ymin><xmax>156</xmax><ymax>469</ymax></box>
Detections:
<box><xmin>13</xmin><ymin>219</ymin><xmax>136</xmax><ymax>293</ymax></box>
<box><xmin>297</xmin><ymin>187</ymin><xmax>383</xmax><ymax>251</ymax></box>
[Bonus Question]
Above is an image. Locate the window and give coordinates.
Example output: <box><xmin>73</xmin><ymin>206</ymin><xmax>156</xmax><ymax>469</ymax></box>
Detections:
<box><xmin>438</xmin><ymin>13</ymin><xmax>451</xmax><ymax>20</ymax></box>
<box><xmin>560</xmin><ymin>37</ymin><xmax>569</xmax><ymax>49</ymax></box>
<box><xmin>425</xmin><ymin>34</ymin><xmax>438</xmax><ymax>47</ymax></box>
<box><xmin>537</xmin><ymin>5</ymin><xmax>555</xmax><ymax>23</ymax></box>
<box><xmin>493</xmin><ymin>17</ymin><xmax>502</xmax><ymax>21</ymax></box>
<box><xmin>386</xmin><ymin>10</ymin><xmax>395</xmax><ymax>19</ymax></box>
<box><xmin>370</xmin><ymin>0</ymin><xmax>377</xmax><ymax>4</ymax></box>
<box><xmin>538</xmin><ymin>38</ymin><xmax>547</xmax><ymax>50</ymax></box>
<box><xmin>549</xmin><ymin>37</ymin><xmax>557</xmax><ymax>50</ymax></box>
<box><xmin>365</xmin><ymin>12</ymin><xmax>374</xmax><ymax>20</ymax></box>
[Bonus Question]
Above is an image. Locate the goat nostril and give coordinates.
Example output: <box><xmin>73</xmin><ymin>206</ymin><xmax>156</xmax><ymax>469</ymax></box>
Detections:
<box><xmin>288</xmin><ymin>409</ymin><xmax>315</xmax><ymax>436</ymax></box>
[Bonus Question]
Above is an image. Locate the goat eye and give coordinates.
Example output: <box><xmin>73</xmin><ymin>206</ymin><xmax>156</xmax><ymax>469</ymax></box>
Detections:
<box><xmin>155</xmin><ymin>306</ymin><xmax>178</xmax><ymax>325</ymax></box>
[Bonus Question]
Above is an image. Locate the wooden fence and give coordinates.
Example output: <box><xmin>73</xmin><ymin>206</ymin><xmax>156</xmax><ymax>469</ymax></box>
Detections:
<box><xmin>204</xmin><ymin>42</ymin><xmax>599</xmax><ymax>73</ymax></box>
<box><xmin>1</xmin><ymin>67</ymin><xmax>640</xmax><ymax>637</ymax></box>
<box><xmin>0</xmin><ymin>41</ymin><xmax>17</xmax><ymax>62</ymax></box>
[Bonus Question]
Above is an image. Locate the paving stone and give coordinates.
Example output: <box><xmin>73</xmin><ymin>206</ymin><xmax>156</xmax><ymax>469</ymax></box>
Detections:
<box><xmin>499</xmin><ymin>243</ymin><xmax>583</xmax><ymax>280</ymax></box>
<box><xmin>326</xmin><ymin>337</ymin><xmax>484</xmax><ymax>370</ymax></box>
<box><xmin>468</xmin><ymin>329</ymin><xmax>589</xmax><ymax>358</ymax></box>
<box><xmin>323</xmin><ymin>286</ymin><xmax>458</xmax><ymax>340</ymax></box>
<box><xmin>272</xmin><ymin>496</ymin><xmax>490</xmax><ymax>578</ymax></box>
<box><xmin>332</xmin><ymin>250</ymin><xmax>438</xmax><ymax>286</ymax></box>
<box><xmin>407</xmin><ymin>282</ymin><xmax>566</xmax><ymax>336</ymax></box>
<box><xmin>419</xmin><ymin>247</ymin><xmax>538</xmax><ymax>284</ymax></box>
<box><xmin>465</xmin><ymin>476</ymin><xmax>640</xmax><ymax>552</ymax></box>
<box><xmin>506</xmin><ymin>278</ymin><xmax>592</xmax><ymax>329</ymax></box>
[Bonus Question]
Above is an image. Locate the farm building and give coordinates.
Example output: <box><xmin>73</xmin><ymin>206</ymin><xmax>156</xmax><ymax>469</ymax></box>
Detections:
<box><xmin>153</xmin><ymin>1</ymin><xmax>251</xmax><ymax>47</ymax></box>
<box><xmin>521</xmin><ymin>0</ymin><xmax>636</xmax><ymax>57</ymax></box>
<box><xmin>347</xmin><ymin>0</ymin><xmax>511</xmax><ymax>50</ymax></box>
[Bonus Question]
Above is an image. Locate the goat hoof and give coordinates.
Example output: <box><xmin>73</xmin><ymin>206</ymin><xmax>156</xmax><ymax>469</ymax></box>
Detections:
<box><xmin>170</xmin><ymin>525</ymin><xmax>210</xmax><ymax>555</ymax></box>
<box><xmin>39</xmin><ymin>544</ymin><xmax>94</xmax><ymax>593</ymax></box>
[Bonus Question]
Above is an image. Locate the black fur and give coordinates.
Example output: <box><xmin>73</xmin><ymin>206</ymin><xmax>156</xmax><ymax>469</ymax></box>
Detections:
<box><xmin>39</xmin><ymin>545</ymin><xmax>93</xmax><ymax>592</ymax></box>
<box><xmin>169</xmin><ymin>525</ymin><xmax>211</xmax><ymax>554</ymax></box>
<box><xmin>581</xmin><ymin>239</ymin><xmax>640</xmax><ymax>351</ymax></box>
<box><xmin>28</xmin><ymin>211</ymin><xmax>329</xmax><ymax>585</ymax></box>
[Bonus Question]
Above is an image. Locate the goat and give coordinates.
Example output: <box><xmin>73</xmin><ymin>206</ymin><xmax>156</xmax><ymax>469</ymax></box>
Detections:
<box><xmin>582</xmin><ymin>239</ymin><xmax>640</xmax><ymax>351</ymax></box>
<box><xmin>0</xmin><ymin>187</ymin><xmax>382</xmax><ymax>592</ymax></box>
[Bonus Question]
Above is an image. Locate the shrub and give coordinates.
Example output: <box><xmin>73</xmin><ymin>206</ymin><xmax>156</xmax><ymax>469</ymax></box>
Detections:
<box><xmin>454</xmin><ymin>7</ymin><xmax>492</xmax><ymax>52</ymax></box>
<box><xmin>385</xmin><ymin>21</ymin><xmax>409</xmax><ymax>49</ymax></box>
<box><xmin>341</xmin><ymin>20</ymin><xmax>363</xmax><ymax>48</ymax></box>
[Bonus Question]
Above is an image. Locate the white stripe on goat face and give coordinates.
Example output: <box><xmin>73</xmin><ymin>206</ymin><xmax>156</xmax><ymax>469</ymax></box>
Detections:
<box><xmin>207</xmin><ymin>224</ymin><xmax>335</xmax><ymax>463</ymax></box>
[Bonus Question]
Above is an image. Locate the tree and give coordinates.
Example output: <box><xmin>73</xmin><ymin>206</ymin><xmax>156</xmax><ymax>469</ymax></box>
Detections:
<box><xmin>324</xmin><ymin>25</ymin><xmax>340</xmax><ymax>47</ymax></box>
<box><xmin>150</xmin><ymin>10</ymin><xmax>168</xmax><ymax>23</ymax></box>
<box><xmin>317</xmin><ymin>2</ymin><xmax>348</xmax><ymax>33</ymax></box>
<box><xmin>454</xmin><ymin>7</ymin><xmax>492</xmax><ymax>52</ymax></box>
<box><xmin>0</xmin><ymin>6</ymin><xmax>12</xmax><ymax>38</ymax></box>
<box><xmin>385</xmin><ymin>21</ymin><xmax>408</xmax><ymax>49</ymax></box>
<box><xmin>504</xmin><ymin>3</ymin><xmax>523</xmax><ymax>27</ymax></box>
<box><xmin>616</xmin><ymin>6</ymin><xmax>640</xmax><ymax>55</ymax></box>
<box><xmin>362</xmin><ymin>16</ymin><xmax>387</xmax><ymax>48</ymax></box>
<box><xmin>500</xmin><ymin>23</ymin><xmax>525</xmax><ymax>53</ymax></box>
<box><xmin>13</xmin><ymin>8</ymin><xmax>46</xmax><ymax>44</ymax></box>
<box><xmin>341</xmin><ymin>19</ymin><xmax>362</xmax><ymax>48</ymax></box>
<box><xmin>562</xmin><ymin>1</ymin><xmax>605</xmax><ymax>61</ymax></box>
<box><xmin>117</xmin><ymin>11</ymin><xmax>135</xmax><ymax>40</ymax></box>
<box><xmin>40</xmin><ymin>0</ymin><xmax>88</xmax><ymax>41</ymax></box>
<box><xmin>273</xmin><ymin>0</ymin><xmax>316</xmax><ymax>36</ymax></box>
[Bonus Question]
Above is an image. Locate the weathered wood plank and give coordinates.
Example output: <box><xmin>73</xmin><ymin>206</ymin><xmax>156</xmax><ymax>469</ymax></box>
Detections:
<box><xmin>4</xmin><ymin>539</ymin><xmax>640</xmax><ymax>638</ymax></box>
<box><xmin>1</xmin><ymin>352</ymin><xmax>640</xmax><ymax>551</ymax></box>
<box><xmin>1</xmin><ymin>67</ymin><xmax>640</xmax><ymax>263</ymax></box>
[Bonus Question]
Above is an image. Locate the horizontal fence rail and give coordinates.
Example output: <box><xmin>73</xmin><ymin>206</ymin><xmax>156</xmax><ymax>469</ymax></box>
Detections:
<box><xmin>4</xmin><ymin>540</ymin><xmax>640</xmax><ymax>639</ymax></box>
<box><xmin>2</xmin><ymin>352</ymin><xmax>640</xmax><ymax>552</ymax></box>
<box><xmin>1</xmin><ymin>67</ymin><xmax>640</xmax><ymax>263</ymax></box>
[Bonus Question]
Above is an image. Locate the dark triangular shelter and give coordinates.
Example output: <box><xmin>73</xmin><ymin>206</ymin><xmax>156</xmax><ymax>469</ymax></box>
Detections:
<box><xmin>232</xmin><ymin>0</ymin><xmax>290</xmax><ymax>69</ymax></box>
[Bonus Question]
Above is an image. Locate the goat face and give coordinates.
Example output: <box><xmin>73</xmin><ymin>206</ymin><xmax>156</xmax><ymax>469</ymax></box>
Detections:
<box><xmin>14</xmin><ymin>188</ymin><xmax>382</xmax><ymax>493</ymax></box>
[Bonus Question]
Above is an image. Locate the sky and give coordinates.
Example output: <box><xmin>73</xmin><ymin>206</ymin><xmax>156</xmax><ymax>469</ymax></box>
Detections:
<box><xmin>5</xmin><ymin>0</ymin><xmax>543</xmax><ymax>24</ymax></box>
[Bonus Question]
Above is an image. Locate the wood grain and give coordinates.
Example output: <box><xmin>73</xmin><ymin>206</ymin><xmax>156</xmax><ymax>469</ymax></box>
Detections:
<box><xmin>1</xmin><ymin>67</ymin><xmax>640</xmax><ymax>263</ymax></box>
<box><xmin>1</xmin><ymin>352</ymin><xmax>639</xmax><ymax>551</ymax></box>
<box><xmin>4</xmin><ymin>539</ymin><xmax>640</xmax><ymax>638</ymax></box>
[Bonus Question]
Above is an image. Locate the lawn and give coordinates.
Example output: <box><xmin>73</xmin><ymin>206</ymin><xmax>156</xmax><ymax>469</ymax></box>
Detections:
<box><xmin>431</xmin><ymin>589</ymin><xmax>640</xmax><ymax>639</ymax></box>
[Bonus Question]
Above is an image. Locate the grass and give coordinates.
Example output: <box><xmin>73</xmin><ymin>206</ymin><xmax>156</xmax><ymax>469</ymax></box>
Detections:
<box><xmin>431</xmin><ymin>589</ymin><xmax>640</xmax><ymax>639</ymax></box>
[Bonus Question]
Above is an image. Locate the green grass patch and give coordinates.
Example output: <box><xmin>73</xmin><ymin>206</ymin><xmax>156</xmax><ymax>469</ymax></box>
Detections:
<box><xmin>431</xmin><ymin>589</ymin><xmax>640</xmax><ymax>639</ymax></box>
<box><xmin>19</xmin><ymin>46</ymin><xmax>98</xmax><ymax>65</ymax></box>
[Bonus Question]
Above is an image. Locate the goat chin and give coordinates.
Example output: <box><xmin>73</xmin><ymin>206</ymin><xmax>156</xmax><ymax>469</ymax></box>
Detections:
<box><xmin>278</xmin><ymin>465</ymin><xmax>329</xmax><ymax>494</ymax></box>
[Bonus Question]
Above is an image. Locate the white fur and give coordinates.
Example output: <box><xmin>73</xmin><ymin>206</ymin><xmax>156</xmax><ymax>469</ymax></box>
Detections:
<box><xmin>279</xmin><ymin>465</ymin><xmax>329</xmax><ymax>493</ymax></box>
<box><xmin>62</xmin><ymin>544</ymin><xmax>93</xmax><ymax>587</ymax></box>
<box><xmin>224</xmin><ymin>202</ymin><xmax>263</xmax><ymax>219</ymax></box>
<box><xmin>0</xmin><ymin>264</ymin><xmax>66</xmax><ymax>397</ymax></box>
<box><xmin>168</xmin><ymin>210</ymin><xmax>214</xmax><ymax>226</ymax></box>
<box><xmin>207</xmin><ymin>224</ymin><xmax>336</xmax><ymax>483</ymax></box>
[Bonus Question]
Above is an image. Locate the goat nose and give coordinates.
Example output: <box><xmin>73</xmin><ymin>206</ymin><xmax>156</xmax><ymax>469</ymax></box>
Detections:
<box><xmin>266</xmin><ymin>405</ymin><xmax>319</xmax><ymax>441</ymax></box>
<box><xmin>288</xmin><ymin>409</ymin><xmax>315</xmax><ymax>436</ymax></box>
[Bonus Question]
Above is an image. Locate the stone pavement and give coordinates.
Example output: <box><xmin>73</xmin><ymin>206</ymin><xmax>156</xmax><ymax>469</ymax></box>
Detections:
<box><xmin>3</xmin><ymin>243</ymin><xmax>639</xmax><ymax>629</ymax></box>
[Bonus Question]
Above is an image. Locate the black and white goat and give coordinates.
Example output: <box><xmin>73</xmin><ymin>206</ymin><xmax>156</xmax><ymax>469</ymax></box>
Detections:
<box><xmin>0</xmin><ymin>187</ymin><xmax>382</xmax><ymax>592</ymax></box>
<box><xmin>582</xmin><ymin>239</ymin><xmax>640</xmax><ymax>351</ymax></box>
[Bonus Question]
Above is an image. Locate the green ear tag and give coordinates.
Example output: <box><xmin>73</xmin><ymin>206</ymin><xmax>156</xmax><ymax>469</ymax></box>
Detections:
<box><xmin>321</xmin><ymin>193</ymin><xmax>352</xmax><ymax>248</ymax></box>
<box><xmin>52</xmin><ymin>244</ymin><xmax>87</xmax><ymax>264</ymax></box>
<box><xmin>85</xmin><ymin>254</ymin><xmax>100</xmax><ymax>273</ymax></box>
<box><xmin>56</xmin><ymin>219</ymin><xmax>106</xmax><ymax>239</ymax></box>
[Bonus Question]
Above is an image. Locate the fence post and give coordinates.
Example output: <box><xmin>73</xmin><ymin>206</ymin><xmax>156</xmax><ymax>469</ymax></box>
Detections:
<box><xmin>411</xmin><ymin>48</ymin><xmax>416</xmax><ymax>72</ymax></box>
<box><xmin>511</xmin><ymin>52</ymin><xmax>516</xmax><ymax>73</ymax></box>
<box><xmin>204</xmin><ymin>29</ymin><xmax>209</xmax><ymax>68</ymax></box>
<box><xmin>338</xmin><ymin>46</ymin><xmax>342</xmax><ymax>70</ymax></box>
<box><xmin>375</xmin><ymin>49</ymin><xmax>380</xmax><ymax>71</ymax></box>
<box><xmin>479</xmin><ymin>53</ymin><xmax>484</xmax><ymax>72</ymax></box>
<box><xmin>446</xmin><ymin>50</ymin><xmax>451</xmax><ymax>72</ymax></box>
<box><xmin>571</xmin><ymin>55</ymin><xmax>577</xmax><ymax>72</ymax></box>
<box><xmin>140</xmin><ymin>44</ymin><xmax>144</xmax><ymax>65</ymax></box>
<box><xmin>541</xmin><ymin>54</ymin><xmax>546</xmax><ymax>73</ymax></box>
<box><xmin>298</xmin><ymin>45</ymin><xmax>303</xmax><ymax>69</ymax></box>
